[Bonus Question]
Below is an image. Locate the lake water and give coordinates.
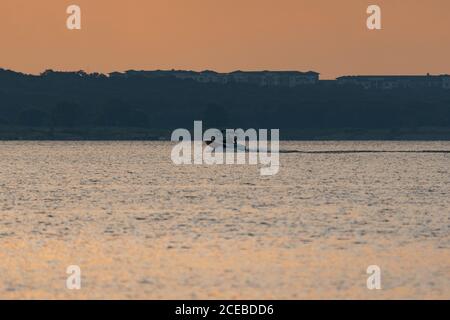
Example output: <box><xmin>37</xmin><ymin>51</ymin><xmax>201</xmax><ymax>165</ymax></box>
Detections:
<box><xmin>0</xmin><ymin>141</ymin><xmax>449</xmax><ymax>299</ymax></box>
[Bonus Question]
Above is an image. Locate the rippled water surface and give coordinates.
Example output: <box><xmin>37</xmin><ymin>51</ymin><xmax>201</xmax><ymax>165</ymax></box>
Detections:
<box><xmin>0</xmin><ymin>141</ymin><xmax>449</xmax><ymax>299</ymax></box>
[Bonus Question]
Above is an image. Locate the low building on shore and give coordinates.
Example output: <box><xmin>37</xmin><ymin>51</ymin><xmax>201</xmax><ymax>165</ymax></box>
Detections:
<box><xmin>228</xmin><ymin>71</ymin><xmax>319</xmax><ymax>87</ymax></box>
<box><xmin>174</xmin><ymin>70</ymin><xmax>320</xmax><ymax>87</ymax></box>
<box><xmin>110</xmin><ymin>70</ymin><xmax>319</xmax><ymax>87</ymax></box>
<box><xmin>337</xmin><ymin>74</ymin><xmax>450</xmax><ymax>90</ymax></box>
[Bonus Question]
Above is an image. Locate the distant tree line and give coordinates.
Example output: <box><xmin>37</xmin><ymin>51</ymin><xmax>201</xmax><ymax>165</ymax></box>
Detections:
<box><xmin>0</xmin><ymin>69</ymin><xmax>449</xmax><ymax>139</ymax></box>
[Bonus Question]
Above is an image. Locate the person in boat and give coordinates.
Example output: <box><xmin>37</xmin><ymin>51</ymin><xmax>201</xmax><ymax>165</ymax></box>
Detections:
<box><xmin>222</xmin><ymin>130</ymin><xmax>239</xmax><ymax>150</ymax></box>
<box><xmin>205</xmin><ymin>135</ymin><xmax>215</xmax><ymax>146</ymax></box>
<box><xmin>205</xmin><ymin>131</ymin><xmax>238</xmax><ymax>151</ymax></box>
<box><xmin>204</xmin><ymin>135</ymin><xmax>226</xmax><ymax>148</ymax></box>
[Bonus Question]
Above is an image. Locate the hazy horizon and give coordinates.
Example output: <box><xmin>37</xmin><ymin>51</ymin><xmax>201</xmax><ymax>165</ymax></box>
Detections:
<box><xmin>1</xmin><ymin>0</ymin><xmax>449</xmax><ymax>79</ymax></box>
<box><xmin>2</xmin><ymin>66</ymin><xmax>450</xmax><ymax>80</ymax></box>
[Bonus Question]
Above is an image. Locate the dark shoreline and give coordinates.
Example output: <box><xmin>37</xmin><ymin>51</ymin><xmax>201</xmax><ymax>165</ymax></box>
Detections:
<box><xmin>1</xmin><ymin>126</ymin><xmax>450</xmax><ymax>141</ymax></box>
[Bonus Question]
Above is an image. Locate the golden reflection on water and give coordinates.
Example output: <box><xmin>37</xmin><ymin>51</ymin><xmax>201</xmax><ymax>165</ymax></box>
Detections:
<box><xmin>0</xmin><ymin>141</ymin><xmax>449</xmax><ymax>299</ymax></box>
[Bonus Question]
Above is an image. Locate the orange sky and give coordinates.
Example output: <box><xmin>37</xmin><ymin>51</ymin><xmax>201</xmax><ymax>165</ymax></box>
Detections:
<box><xmin>1</xmin><ymin>0</ymin><xmax>449</xmax><ymax>79</ymax></box>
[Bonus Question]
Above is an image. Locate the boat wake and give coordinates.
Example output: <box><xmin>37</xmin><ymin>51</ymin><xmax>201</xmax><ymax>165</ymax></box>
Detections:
<box><xmin>279</xmin><ymin>150</ymin><xmax>450</xmax><ymax>154</ymax></box>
